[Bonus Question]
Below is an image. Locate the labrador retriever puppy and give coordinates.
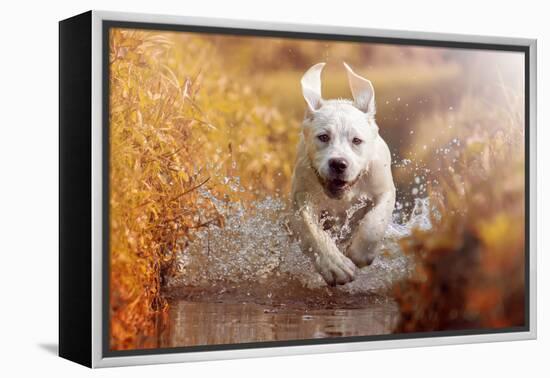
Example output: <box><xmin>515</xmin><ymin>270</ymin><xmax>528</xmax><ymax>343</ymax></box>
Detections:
<box><xmin>291</xmin><ymin>62</ymin><xmax>396</xmax><ymax>286</ymax></box>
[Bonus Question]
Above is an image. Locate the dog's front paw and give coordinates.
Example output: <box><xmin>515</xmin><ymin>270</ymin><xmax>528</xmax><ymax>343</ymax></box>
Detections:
<box><xmin>346</xmin><ymin>242</ymin><xmax>377</xmax><ymax>268</ymax></box>
<box><xmin>314</xmin><ymin>250</ymin><xmax>356</xmax><ymax>286</ymax></box>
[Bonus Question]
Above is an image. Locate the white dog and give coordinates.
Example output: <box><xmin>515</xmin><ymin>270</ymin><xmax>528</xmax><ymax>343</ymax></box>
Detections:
<box><xmin>290</xmin><ymin>62</ymin><xmax>396</xmax><ymax>286</ymax></box>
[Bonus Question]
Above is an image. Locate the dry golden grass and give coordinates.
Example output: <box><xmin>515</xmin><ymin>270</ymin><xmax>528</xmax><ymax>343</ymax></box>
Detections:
<box><xmin>108</xmin><ymin>29</ymin><xmax>298</xmax><ymax>349</ymax></box>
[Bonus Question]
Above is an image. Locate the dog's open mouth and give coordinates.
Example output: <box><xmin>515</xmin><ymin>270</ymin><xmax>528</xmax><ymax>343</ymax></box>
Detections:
<box><xmin>310</xmin><ymin>165</ymin><xmax>366</xmax><ymax>199</ymax></box>
<box><xmin>328</xmin><ymin>178</ymin><xmax>348</xmax><ymax>190</ymax></box>
<box><xmin>325</xmin><ymin>178</ymin><xmax>352</xmax><ymax>198</ymax></box>
<box><xmin>312</xmin><ymin>167</ymin><xmax>361</xmax><ymax>199</ymax></box>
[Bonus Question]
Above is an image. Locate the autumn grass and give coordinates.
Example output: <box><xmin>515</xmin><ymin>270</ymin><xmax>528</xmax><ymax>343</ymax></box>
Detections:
<box><xmin>108</xmin><ymin>29</ymin><xmax>298</xmax><ymax>349</ymax></box>
<box><xmin>394</xmin><ymin>93</ymin><xmax>526</xmax><ymax>331</ymax></box>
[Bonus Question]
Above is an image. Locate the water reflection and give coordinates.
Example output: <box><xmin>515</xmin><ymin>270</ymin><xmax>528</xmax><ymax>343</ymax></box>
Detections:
<box><xmin>161</xmin><ymin>299</ymin><xmax>399</xmax><ymax>347</ymax></box>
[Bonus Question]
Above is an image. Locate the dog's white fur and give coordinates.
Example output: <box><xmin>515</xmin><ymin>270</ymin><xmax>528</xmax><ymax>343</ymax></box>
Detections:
<box><xmin>291</xmin><ymin>62</ymin><xmax>396</xmax><ymax>286</ymax></box>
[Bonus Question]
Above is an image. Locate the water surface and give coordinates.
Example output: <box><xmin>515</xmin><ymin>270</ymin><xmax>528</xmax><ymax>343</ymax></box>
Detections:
<box><xmin>161</xmin><ymin>298</ymin><xmax>399</xmax><ymax>347</ymax></box>
<box><xmin>159</xmin><ymin>198</ymin><xmax>431</xmax><ymax>348</ymax></box>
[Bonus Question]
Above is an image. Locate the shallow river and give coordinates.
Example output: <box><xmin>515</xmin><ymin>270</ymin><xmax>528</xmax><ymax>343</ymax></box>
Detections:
<box><xmin>156</xmin><ymin>198</ymin><xmax>431</xmax><ymax>348</ymax></box>
<box><xmin>159</xmin><ymin>296</ymin><xmax>399</xmax><ymax>347</ymax></box>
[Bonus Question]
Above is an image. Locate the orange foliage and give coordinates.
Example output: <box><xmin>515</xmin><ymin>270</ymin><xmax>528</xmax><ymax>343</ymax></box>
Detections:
<box><xmin>394</xmin><ymin>96</ymin><xmax>526</xmax><ymax>332</ymax></box>
<box><xmin>108</xmin><ymin>29</ymin><xmax>299</xmax><ymax>350</ymax></box>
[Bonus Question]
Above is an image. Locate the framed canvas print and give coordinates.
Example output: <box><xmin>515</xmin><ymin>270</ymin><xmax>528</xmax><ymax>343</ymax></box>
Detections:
<box><xmin>59</xmin><ymin>10</ymin><xmax>537</xmax><ymax>368</ymax></box>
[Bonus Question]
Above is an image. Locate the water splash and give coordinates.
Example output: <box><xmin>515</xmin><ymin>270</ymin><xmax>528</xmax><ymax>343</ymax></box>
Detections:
<box><xmin>167</xmin><ymin>178</ymin><xmax>433</xmax><ymax>298</ymax></box>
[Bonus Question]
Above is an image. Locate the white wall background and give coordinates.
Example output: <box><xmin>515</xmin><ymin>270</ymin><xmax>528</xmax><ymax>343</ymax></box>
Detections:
<box><xmin>0</xmin><ymin>0</ymin><xmax>546</xmax><ymax>376</ymax></box>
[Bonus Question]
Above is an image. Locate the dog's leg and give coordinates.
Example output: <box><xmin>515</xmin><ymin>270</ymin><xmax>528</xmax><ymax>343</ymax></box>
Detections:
<box><xmin>293</xmin><ymin>193</ymin><xmax>356</xmax><ymax>286</ymax></box>
<box><xmin>346</xmin><ymin>189</ymin><xmax>395</xmax><ymax>267</ymax></box>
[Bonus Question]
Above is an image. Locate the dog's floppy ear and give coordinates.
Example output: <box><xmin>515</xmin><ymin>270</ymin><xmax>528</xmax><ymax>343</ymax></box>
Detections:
<box><xmin>343</xmin><ymin>62</ymin><xmax>376</xmax><ymax>117</ymax></box>
<box><xmin>301</xmin><ymin>62</ymin><xmax>325</xmax><ymax>113</ymax></box>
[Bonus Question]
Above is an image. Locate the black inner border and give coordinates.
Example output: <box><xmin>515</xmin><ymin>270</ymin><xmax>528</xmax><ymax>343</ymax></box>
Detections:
<box><xmin>102</xmin><ymin>20</ymin><xmax>531</xmax><ymax>358</ymax></box>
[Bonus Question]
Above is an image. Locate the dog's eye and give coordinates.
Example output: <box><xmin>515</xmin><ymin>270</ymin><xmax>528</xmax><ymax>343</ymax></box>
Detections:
<box><xmin>317</xmin><ymin>134</ymin><xmax>330</xmax><ymax>143</ymax></box>
<box><xmin>352</xmin><ymin>137</ymin><xmax>363</xmax><ymax>145</ymax></box>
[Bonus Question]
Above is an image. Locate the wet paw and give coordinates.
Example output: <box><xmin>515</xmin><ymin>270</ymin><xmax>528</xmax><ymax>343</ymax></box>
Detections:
<box><xmin>315</xmin><ymin>251</ymin><xmax>356</xmax><ymax>286</ymax></box>
<box><xmin>346</xmin><ymin>244</ymin><xmax>377</xmax><ymax>268</ymax></box>
<box><xmin>350</xmin><ymin>253</ymin><xmax>376</xmax><ymax>268</ymax></box>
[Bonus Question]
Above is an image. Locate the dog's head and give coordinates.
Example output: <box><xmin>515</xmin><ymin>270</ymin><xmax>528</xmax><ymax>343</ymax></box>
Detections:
<box><xmin>300</xmin><ymin>62</ymin><xmax>379</xmax><ymax>199</ymax></box>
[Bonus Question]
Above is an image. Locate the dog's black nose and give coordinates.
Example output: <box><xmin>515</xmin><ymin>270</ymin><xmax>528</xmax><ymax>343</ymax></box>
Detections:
<box><xmin>329</xmin><ymin>158</ymin><xmax>348</xmax><ymax>174</ymax></box>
